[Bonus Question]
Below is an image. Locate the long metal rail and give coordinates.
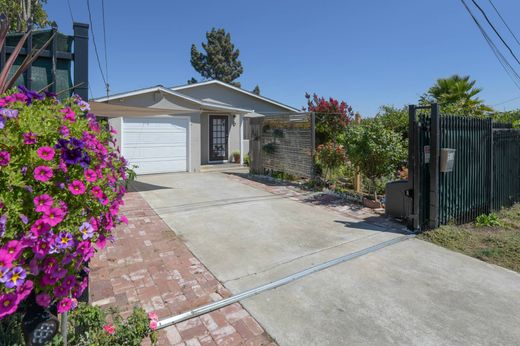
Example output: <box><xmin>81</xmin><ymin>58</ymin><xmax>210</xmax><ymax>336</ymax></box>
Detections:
<box><xmin>157</xmin><ymin>234</ymin><xmax>414</xmax><ymax>330</ymax></box>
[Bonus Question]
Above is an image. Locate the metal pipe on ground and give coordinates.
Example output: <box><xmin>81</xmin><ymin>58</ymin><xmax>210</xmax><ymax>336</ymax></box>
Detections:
<box><xmin>157</xmin><ymin>234</ymin><xmax>415</xmax><ymax>330</ymax></box>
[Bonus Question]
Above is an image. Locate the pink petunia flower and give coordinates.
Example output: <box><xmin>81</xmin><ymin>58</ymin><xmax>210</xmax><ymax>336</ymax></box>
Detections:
<box><xmin>103</xmin><ymin>324</ymin><xmax>116</xmax><ymax>335</ymax></box>
<box><xmin>68</xmin><ymin>180</ymin><xmax>86</xmax><ymax>195</ymax></box>
<box><xmin>60</xmin><ymin>107</ymin><xmax>76</xmax><ymax>122</ymax></box>
<box><xmin>36</xmin><ymin>146</ymin><xmax>55</xmax><ymax>161</ymax></box>
<box><xmin>33</xmin><ymin>166</ymin><xmax>53</xmax><ymax>182</ymax></box>
<box><xmin>0</xmin><ymin>249</ymin><xmax>14</xmax><ymax>268</ymax></box>
<box><xmin>0</xmin><ymin>293</ymin><xmax>19</xmax><ymax>319</ymax></box>
<box><xmin>59</xmin><ymin>125</ymin><xmax>70</xmax><ymax>137</ymax></box>
<box><xmin>42</xmin><ymin>207</ymin><xmax>65</xmax><ymax>227</ymax></box>
<box><xmin>84</xmin><ymin>169</ymin><xmax>97</xmax><ymax>182</ymax></box>
<box><xmin>148</xmin><ymin>312</ymin><xmax>158</xmax><ymax>321</ymax></box>
<box><xmin>0</xmin><ymin>151</ymin><xmax>10</xmax><ymax>166</ymax></box>
<box><xmin>33</xmin><ymin>194</ymin><xmax>54</xmax><ymax>212</ymax></box>
<box><xmin>62</xmin><ymin>275</ymin><xmax>77</xmax><ymax>290</ymax></box>
<box><xmin>149</xmin><ymin>320</ymin><xmax>158</xmax><ymax>330</ymax></box>
<box><xmin>30</xmin><ymin>219</ymin><xmax>51</xmax><ymax>237</ymax></box>
<box><xmin>35</xmin><ymin>293</ymin><xmax>51</xmax><ymax>308</ymax></box>
<box><xmin>91</xmin><ymin>186</ymin><xmax>103</xmax><ymax>198</ymax></box>
<box><xmin>57</xmin><ymin>297</ymin><xmax>73</xmax><ymax>313</ymax></box>
<box><xmin>53</xmin><ymin>285</ymin><xmax>69</xmax><ymax>297</ymax></box>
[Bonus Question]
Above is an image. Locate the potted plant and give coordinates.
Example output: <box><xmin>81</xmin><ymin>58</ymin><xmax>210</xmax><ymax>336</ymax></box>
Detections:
<box><xmin>232</xmin><ymin>150</ymin><xmax>240</xmax><ymax>163</ymax></box>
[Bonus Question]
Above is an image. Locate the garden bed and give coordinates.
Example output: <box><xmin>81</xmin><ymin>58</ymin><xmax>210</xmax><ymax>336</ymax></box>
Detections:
<box><xmin>418</xmin><ymin>204</ymin><xmax>520</xmax><ymax>273</ymax></box>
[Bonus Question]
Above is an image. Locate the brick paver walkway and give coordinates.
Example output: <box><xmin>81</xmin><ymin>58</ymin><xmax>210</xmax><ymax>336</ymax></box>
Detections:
<box><xmin>90</xmin><ymin>191</ymin><xmax>275</xmax><ymax>346</ymax></box>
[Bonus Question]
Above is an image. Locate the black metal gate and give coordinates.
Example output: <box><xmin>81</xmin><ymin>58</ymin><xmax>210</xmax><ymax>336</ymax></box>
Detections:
<box><xmin>408</xmin><ymin>104</ymin><xmax>520</xmax><ymax>231</ymax></box>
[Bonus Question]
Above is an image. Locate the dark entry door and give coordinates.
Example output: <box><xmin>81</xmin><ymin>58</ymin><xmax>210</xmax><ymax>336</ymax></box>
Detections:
<box><xmin>209</xmin><ymin>115</ymin><xmax>229</xmax><ymax>161</ymax></box>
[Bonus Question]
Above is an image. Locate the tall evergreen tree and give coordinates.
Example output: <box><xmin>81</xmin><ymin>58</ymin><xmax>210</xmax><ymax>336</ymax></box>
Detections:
<box><xmin>190</xmin><ymin>28</ymin><xmax>243</xmax><ymax>85</ymax></box>
<box><xmin>252</xmin><ymin>85</ymin><xmax>260</xmax><ymax>95</ymax></box>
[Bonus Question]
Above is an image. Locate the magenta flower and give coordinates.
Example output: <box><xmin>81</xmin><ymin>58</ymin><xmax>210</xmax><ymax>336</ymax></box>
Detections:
<box><xmin>35</xmin><ymin>293</ymin><xmax>51</xmax><ymax>308</ymax></box>
<box><xmin>53</xmin><ymin>285</ymin><xmax>69</xmax><ymax>297</ymax></box>
<box><xmin>0</xmin><ymin>151</ymin><xmax>10</xmax><ymax>166</ymax></box>
<box><xmin>62</xmin><ymin>275</ymin><xmax>77</xmax><ymax>290</ymax></box>
<box><xmin>91</xmin><ymin>186</ymin><xmax>103</xmax><ymax>198</ymax></box>
<box><xmin>5</xmin><ymin>240</ymin><xmax>23</xmax><ymax>259</ymax></box>
<box><xmin>0</xmin><ymin>293</ymin><xmax>19</xmax><ymax>319</ymax></box>
<box><xmin>60</xmin><ymin>107</ymin><xmax>76</xmax><ymax>122</ymax></box>
<box><xmin>4</xmin><ymin>266</ymin><xmax>26</xmax><ymax>288</ymax></box>
<box><xmin>34</xmin><ymin>194</ymin><xmax>54</xmax><ymax>212</ymax></box>
<box><xmin>68</xmin><ymin>180</ymin><xmax>86</xmax><ymax>195</ymax></box>
<box><xmin>30</xmin><ymin>219</ymin><xmax>51</xmax><ymax>237</ymax></box>
<box><xmin>84</xmin><ymin>169</ymin><xmax>97</xmax><ymax>182</ymax></box>
<box><xmin>0</xmin><ymin>249</ymin><xmax>13</xmax><ymax>268</ymax></box>
<box><xmin>60</xmin><ymin>125</ymin><xmax>70</xmax><ymax>137</ymax></box>
<box><xmin>36</xmin><ymin>146</ymin><xmax>55</xmax><ymax>161</ymax></box>
<box><xmin>42</xmin><ymin>207</ymin><xmax>65</xmax><ymax>227</ymax></box>
<box><xmin>57</xmin><ymin>297</ymin><xmax>73</xmax><ymax>313</ymax></box>
<box><xmin>23</xmin><ymin>131</ymin><xmax>37</xmax><ymax>145</ymax></box>
<box><xmin>33</xmin><ymin>165</ymin><xmax>53</xmax><ymax>182</ymax></box>
<box><xmin>55</xmin><ymin>231</ymin><xmax>73</xmax><ymax>249</ymax></box>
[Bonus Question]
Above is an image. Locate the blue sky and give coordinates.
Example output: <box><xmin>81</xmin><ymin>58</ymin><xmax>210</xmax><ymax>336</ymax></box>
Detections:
<box><xmin>45</xmin><ymin>0</ymin><xmax>520</xmax><ymax>116</ymax></box>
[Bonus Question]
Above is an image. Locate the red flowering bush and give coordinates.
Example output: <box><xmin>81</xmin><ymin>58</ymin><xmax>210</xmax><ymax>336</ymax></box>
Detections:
<box><xmin>305</xmin><ymin>93</ymin><xmax>354</xmax><ymax>145</ymax></box>
<box><xmin>0</xmin><ymin>87</ymin><xmax>129</xmax><ymax>319</ymax></box>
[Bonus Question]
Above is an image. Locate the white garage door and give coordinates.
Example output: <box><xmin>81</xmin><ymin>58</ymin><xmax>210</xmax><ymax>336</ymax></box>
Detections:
<box><xmin>123</xmin><ymin>117</ymin><xmax>189</xmax><ymax>174</ymax></box>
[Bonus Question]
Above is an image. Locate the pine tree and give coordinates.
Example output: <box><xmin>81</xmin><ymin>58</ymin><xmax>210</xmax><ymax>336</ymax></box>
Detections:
<box><xmin>190</xmin><ymin>28</ymin><xmax>243</xmax><ymax>85</ymax></box>
<box><xmin>252</xmin><ymin>85</ymin><xmax>260</xmax><ymax>95</ymax></box>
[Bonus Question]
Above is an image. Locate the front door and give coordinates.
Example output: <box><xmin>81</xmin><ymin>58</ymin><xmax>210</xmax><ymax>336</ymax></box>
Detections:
<box><xmin>209</xmin><ymin>115</ymin><xmax>229</xmax><ymax>161</ymax></box>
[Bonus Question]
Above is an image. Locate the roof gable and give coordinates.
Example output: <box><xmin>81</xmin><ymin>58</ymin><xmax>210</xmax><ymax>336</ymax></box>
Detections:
<box><xmin>172</xmin><ymin>80</ymin><xmax>299</xmax><ymax>113</ymax></box>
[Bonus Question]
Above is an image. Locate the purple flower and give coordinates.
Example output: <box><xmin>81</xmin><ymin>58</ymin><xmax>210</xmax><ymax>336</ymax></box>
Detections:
<box><xmin>0</xmin><ymin>109</ymin><xmax>19</xmax><ymax>119</ymax></box>
<box><xmin>0</xmin><ymin>115</ymin><xmax>5</xmax><ymax>130</ymax></box>
<box><xmin>0</xmin><ymin>266</ymin><xmax>9</xmax><ymax>283</ymax></box>
<box><xmin>21</xmin><ymin>166</ymin><xmax>27</xmax><ymax>175</ymax></box>
<box><xmin>57</xmin><ymin>298</ymin><xmax>73</xmax><ymax>313</ymax></box>
<box><xmin>4</xmin><ymin>266</ymin><xmax>26</xmax><ymax>288</ymax></box>
<box><xmin>35</xmin><ymin>293</ymin><xmax>51</xmax><ymax>308</ymax></box>
<box><xmin>18</xmin><ymin>85</ymin><xmax>44</xmax><ymax>104</ymax></box>
<box><xmin>55</xmin><ymin>231</ymin><xmax>73</xmax><ymax>249</ymax></box>
<box><xmin>34</xmin><ymin>194</ymin><xmax>53</xmax><ymax>213</ymax></box>
<box><xmin>62</xmin><ymin>275</ymin><xmax>76</xmax><ymax>290</ymax></box>
<box><xmin>23</xmin><ymin>132</ymin><xmax>37</xmax><ymax>145</ymax></box>
<box><xmin>19</xmin><ymin>214</ymin><xmax>28</xmax><ymax>224</ymax></box>
<box><xmin>0</xmin><ymin>151</ymin><xmax>10</xmax><ymax>166</ymax></box>
<box><xmin>79</xmin><ymin>222</ymin><xmax>94</xmax><ymax>240</ymax></box>
<box><xmin>77</xmin><ymin>100</ymin><xmax>90</xmax><ymax>112</ymax></box>
<box><xmin>53</xmin><ymin>285</ymin><xmax>69</xmax><ymax>297</ymax></box>
<box><xmin>60</xmin><ymin>125</ymin><xmax>70</xmax><ymax>137</ymax></box>
<box><xmin>0</xmin><ymin>214</ymin><xmax>6</xmax><ymax>237</ymax></box>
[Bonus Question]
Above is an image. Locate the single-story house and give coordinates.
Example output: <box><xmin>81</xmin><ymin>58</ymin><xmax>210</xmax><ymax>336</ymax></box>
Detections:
<box><xmin>93</xmin><ymin>80</ymin><xmax>299</xmax><ymax>174</ymax></box>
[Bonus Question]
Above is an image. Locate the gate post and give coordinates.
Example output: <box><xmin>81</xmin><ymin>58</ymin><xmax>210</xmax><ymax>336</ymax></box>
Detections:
<box><xmin>429</xmin><ymin>103</ymin><xmax>440</xmax><ymax>229</ymax></box>
<box><xmin>407</xmin><ymin>105</ymin><xmax>420</xmax><ymax>230</ymax></box>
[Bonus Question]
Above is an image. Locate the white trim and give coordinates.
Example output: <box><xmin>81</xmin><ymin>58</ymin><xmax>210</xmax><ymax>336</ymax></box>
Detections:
<box><xmin>94</xmin><ymin>86</ymin><xmax>254</xmax><ymax>114</ymax></box>
<box><xmin>239</xmin><ymin>115</ymin><xmax>244</xmax><ymax>165</ymax></box>
<box><xmin>172</xmin><ymin>80</ymin><xmax>299</xmax><ymax>113</ymax></box>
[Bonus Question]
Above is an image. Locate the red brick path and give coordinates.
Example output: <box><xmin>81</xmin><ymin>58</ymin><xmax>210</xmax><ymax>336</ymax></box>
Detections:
<box><xmin>90</xmin><ymin>191</ymin><xmax>275</xmax><ymax>346</ymax></box>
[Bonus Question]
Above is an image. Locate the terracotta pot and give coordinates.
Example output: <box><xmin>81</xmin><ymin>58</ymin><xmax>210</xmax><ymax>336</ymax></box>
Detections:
<box><xmin>363</xmin><ymin>197</ymin><xmax>383</xmax><ymax>209</ymax></box>
<box><xmin>233</xmin><ymin>153</ymin><xmax>240</xmax><ymax>163</ymax></box>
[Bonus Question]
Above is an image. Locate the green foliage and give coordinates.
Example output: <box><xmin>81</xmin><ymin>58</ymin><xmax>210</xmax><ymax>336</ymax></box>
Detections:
<box><xmin>315</xmin><ymin>142</ymin><xmax>346</xmax><ymax>179</ymax></box>
<box><xmin>492</xmin><ymin>109</ymin><xmax>520</xmax><ymax>128</ymax></box>
<box><xmin>0</xmin><ymin>312</ymin><xmax>24</xmax><ymax>346</ymax></box>
<box><xmin>270</xmin><ymin>170</ymin><xmax>296</xmax><ymax>181</ymax></box>
<box><xmin>475</xmin><ymin>213</ymin><xmax>502</xmax><ymax>228</ymax></box>
<box><xmin>49</xmin><ymin>303</ymin><xmax>157</xmax><ymax>346</ymax></box>
<box><xmin>243</xmin><ymin>154</ymin><xmax>250</xmax><ymax>166</ymax></box>
<box><xmin>190</xmin><ymin>28</ymin><xmax>243</xmax><ymax>85</ymax></box>
<box><xmin>374</xmin><ymin>105</ymin><xmax>409</xmax><ymax>140</ymax></box>
<box><xmin>420</xmin><ymin>75</ymin><xmax>493</xmax><ymax>116</ymax></box>
<box><xmin>0</xmin><ymin>0</ymin><xmax>49</xmax><ymax>32</ymax></box>
<box><xmin>344</xmin><ymin>120</ymin><xmax>406</xmax><ymax>200</ymax></box>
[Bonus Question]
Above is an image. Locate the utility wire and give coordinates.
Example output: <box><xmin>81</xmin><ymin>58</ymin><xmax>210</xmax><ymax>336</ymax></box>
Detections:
<box><xmin>470</xmin><ymin>0</ymin><xmax>520</xmax><ymax>66</ymax></box>
<box><xmin>86</xmin><ymin>0</ymin><xmax>109</xmax><ymax>94</ymax></box>
<box><xmin>66</xmin><ymin>0</ymin><xmax>74</xmax><ymax>22</ymax></box>
<box><xmin>487</xmin><ymin>0</ymin><xmax>520</xmax><ymax>49</ymax></box>
<box><xmin>460</xmin><ymin>0</ymin><xmax>520</xmax><ymax>91</ymax></box>
<box><xmin>101</xmin><ymin>0</ymin><xmax>109</xmax><ymax>98</ymax></box>
<box><xmin>492</xmin><ymin>95</ymin><xmax>520</xmax><ymax>106</ymax></box>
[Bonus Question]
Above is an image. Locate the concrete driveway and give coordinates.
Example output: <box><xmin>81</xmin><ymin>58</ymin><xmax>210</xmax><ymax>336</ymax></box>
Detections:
<box><xmin>136</xmin><ymin>172</ymin><xmax>520</xmax><ymax>346</ymax></box>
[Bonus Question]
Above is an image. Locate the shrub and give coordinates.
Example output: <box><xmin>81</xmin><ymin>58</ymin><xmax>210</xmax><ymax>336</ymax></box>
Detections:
<box><xmin>344</xmin><ymin>120</ymin><xmax>406</xmax><ymax>200</ymax></box>
<box><xmin>0</xmin><ymin>87</ymin><xmax>130</xmax><ymax>319</ymax></box>
<box><xmin>475</xmin><ymin>213</ymin><xmax>502</xmax><ymax>228</ymax></box>
<box><xmin>315</xmin><ymin>142</ymin><xmax>346</xmax><ymax>179</ymax></box>
<box><xmin>243</xmin><ymin>154</ymin><xmax>250</xmax><ymax>166</ymax></box>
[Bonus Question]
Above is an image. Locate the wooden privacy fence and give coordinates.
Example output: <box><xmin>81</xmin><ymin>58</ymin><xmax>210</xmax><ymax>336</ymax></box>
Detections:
<box><xmin>249</xmin><ymin>113</ymin><xmax>315</xmax><ymax>178</ymax></box>
<box><xmin>1</xmin><ymin>23</ymin><xmax>89</xmax><ymax>99</ymax></box>
<box><xmin>408</xmin><ymin>104</ymin><xmax>520</xmax><ymax>230</ymax></box>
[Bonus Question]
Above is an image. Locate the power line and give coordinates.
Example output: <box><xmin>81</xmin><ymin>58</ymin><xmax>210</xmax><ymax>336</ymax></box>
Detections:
<box><xmin>66</xmin><ymin>0</ymin><xmax>74</xmax><ymax>22</ymax></box>
<box><xmin>460</xmin><ymin>0</ymin><xmax>520</xmax><ymax>90</ymax></box>
<box><xmin>101</xmin><ymin>0</ymin><xmax>109</xmax><ymax>97</ymax></box>
<box><xmin>470</xmin><ymin>0</ymin><xmax>520</xmax><ymax>67</ymax></box>
<box><xmin>86</xmin><ymin>0</ymin><xmax>109</xmax><ymax>95</ymax></box>
<box><xmin>492</xmin><ymin>95</ymin><xmax>520</xmax><ymax>106</ymax></box>
<box><xmin>487</xmin><ymin>0</ymin><xmax>520</xmax><ymax>49</ymax></box>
